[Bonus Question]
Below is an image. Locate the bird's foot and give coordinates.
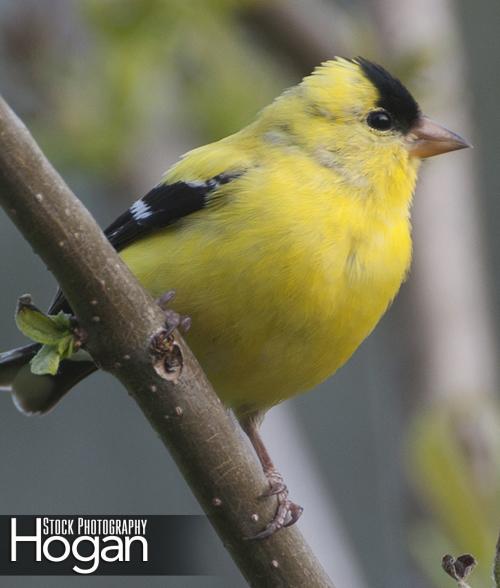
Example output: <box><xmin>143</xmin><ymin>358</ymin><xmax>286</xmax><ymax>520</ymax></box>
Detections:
<box><xmin>261</xmin><ymin>469</ymin><xmax>287</xmax><ymax>496</ymax></box>
<box><xmin>156</xmin><ymin>290</ymin><xmax>191</xmax><ymax>336</ymax></box>
<box><xmin>249</xmin><ymin>469</ymin><xmax>303</xmax><ymax>540</ymax></box>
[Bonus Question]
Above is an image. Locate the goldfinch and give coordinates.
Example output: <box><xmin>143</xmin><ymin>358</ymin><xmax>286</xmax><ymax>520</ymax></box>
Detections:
<box><xmin>0</xmin><ymin>57</ymin><xmax>469</xmax><ymax>538</ymax></box>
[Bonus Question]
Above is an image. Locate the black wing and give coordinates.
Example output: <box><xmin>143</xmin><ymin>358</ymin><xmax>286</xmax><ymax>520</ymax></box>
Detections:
<box><xmin>104</xmin><ymin>172</ymin><xmax>241</xmax><ymax>251</ymax></box>
<box><xmin>49</xmin><ymin>171</ymin><xmax>242</xmax><ymax>314</ymax></box>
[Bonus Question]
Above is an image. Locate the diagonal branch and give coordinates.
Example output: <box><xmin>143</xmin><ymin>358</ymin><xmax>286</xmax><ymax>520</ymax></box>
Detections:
<box><xmin>0</xmin><ymin>95</ymin><xmax>334</xmax><ymax>587</ymax></box>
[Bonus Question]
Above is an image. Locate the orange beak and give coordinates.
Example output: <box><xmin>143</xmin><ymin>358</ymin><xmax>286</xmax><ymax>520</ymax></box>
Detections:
<box><xmin>406</xmin><ymin>116</ymin><xmax>471</xmax><ymax>158</ymax></box>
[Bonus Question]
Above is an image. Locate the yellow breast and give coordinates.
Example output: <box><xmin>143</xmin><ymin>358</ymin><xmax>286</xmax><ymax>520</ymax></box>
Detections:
<box><xmin>121</xmin><ymin>150</ymin><xmax>414</xmax><ymax>413</ymax></box>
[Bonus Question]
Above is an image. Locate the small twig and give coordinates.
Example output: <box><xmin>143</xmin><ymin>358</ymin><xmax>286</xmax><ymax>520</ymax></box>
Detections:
<box><xmin>441</xmin><ymin>531</ymin><xmax>500</xmax><ymax>588</ymax></box>
<box><xmin>441</xmin><ymin>554</ymin><xmax>477</xmax><ymax>588</ymax></box>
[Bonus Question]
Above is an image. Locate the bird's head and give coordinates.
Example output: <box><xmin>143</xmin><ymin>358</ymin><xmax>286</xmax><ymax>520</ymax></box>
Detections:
<box><xmin>258</xmin><ymin>57</ymin><xmax>470</xmax><ymax>195</ymax></box>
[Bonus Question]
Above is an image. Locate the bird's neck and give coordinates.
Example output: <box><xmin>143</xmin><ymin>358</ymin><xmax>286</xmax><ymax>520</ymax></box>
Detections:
<box><xmin>242</xmin><ymin>105</ymin><xmax>420</xmax><ymax>220</ymax></box>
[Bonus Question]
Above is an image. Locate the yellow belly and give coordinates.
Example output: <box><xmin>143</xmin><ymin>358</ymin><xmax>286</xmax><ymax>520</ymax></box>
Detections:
<box><xmin>120</xmin><ymin>174</ymin><xmax>412</xmax><ymax>413</ymax></box>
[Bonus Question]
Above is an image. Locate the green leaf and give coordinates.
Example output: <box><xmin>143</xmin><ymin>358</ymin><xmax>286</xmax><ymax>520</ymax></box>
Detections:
<box><xmin>15</xmin><ymin>295</ymin><xmax>78</xmax><ymax>376</ymax></box>
<box><xmin>51</xmin><ymin>311</ymin><xmax>73</xmax><ymax>330</ymax></box>
<box><xmin>30</xmin><ymin>345</ymin><xmax>62</xmax><ymax>376</ymax></box>
<box><xmin>16</xmin><ymin>298</ymin><xmax>73</xmax><ymax>346</ymax></box>
<box><xmin>56</xmin><ymin>334</ymin><xmax>75</xmax><ymax>358</ymax></box>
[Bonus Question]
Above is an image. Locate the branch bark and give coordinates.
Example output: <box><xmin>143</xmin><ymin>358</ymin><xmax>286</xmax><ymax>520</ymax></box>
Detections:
<box><xmin>0</xmin><ymin>95</ymin><xmax>334</xmax><ymax>587</ymax></box>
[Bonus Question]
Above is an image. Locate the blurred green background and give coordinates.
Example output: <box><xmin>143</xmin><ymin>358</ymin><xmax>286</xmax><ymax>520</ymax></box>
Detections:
<box><xmin>0</xmin><ymin>1</ymin><xmax>499</xmax><ymax>587</ymax></box>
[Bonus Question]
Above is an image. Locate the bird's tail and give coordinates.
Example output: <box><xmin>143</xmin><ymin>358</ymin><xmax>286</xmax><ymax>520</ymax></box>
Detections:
<box><xmin>0</xmin><ymin>344</ymin><xmax>96</xmax><ymax>414</ymax></box>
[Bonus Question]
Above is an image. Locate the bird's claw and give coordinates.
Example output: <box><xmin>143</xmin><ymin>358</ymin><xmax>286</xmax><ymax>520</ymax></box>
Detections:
<box><xmin>156</xmin><ymin>290</ymin><xmax>191</xmax><ymax>336</ymax></box>
<box><xmin>260</xmin><ymin>470</ymin><xmax>287</xmax><ymax>497</ymax></box>
<box><xmin>248</xmin><ymin>470</ymin><xmax>303</xmax><ymax>540</ymax></box>
<box><xmin>157</xmin><ymin>289</ymin><xmax>176</xmax><ymax>309</ymax></box>
<box><xmin>250</xmin><ymin>494</ymin><xmax>303</xmax><ymax>540</ymax></box>
<box><xmin>163</xmin><ymin>309</ymin><xmax>191</xmax><ymax>336</ymax></box>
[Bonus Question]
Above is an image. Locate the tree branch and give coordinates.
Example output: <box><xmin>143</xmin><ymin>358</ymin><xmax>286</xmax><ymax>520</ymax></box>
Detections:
<box><xmin>0</xmin><ymin>95</ymin><xmax>334</xmax><ymax>587</ymax></box>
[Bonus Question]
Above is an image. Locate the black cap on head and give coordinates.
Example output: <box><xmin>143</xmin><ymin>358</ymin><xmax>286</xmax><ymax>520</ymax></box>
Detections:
<box><xmin>355</xmin><ymin>57</ymin><xmax>420</xmax><ymax>133</ymax></box>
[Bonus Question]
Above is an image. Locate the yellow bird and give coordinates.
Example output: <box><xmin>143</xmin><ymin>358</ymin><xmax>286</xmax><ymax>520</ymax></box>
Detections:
<box><xmin>0</xmin><ymin>57</ymin><xmax>469</xmax><ymax>538</ymax></box>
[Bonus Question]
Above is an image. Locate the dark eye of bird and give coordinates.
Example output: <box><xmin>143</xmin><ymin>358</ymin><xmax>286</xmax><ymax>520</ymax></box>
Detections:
<box><xmin>367</xmin><ymin>110</ymin><xmax>393</xmax><ymax>131</ymax></box>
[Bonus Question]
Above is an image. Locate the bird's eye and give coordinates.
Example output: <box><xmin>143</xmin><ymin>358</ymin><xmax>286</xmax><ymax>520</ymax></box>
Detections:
<box><xmin>367</xmin><ymin>110</ymin><xmax>393</xmax><ymax>131</ymax></box>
